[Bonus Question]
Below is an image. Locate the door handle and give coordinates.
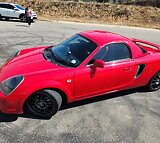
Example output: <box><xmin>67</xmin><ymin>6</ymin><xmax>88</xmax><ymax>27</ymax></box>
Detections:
<box><xmin>124</xmin><ymin>67</ymin><xmax>131</xmax><ymax>71</ymax></box>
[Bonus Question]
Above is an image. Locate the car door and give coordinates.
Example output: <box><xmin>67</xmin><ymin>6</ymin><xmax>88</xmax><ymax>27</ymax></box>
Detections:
<box><xmin>7</xmin><ymin>4</ymin><xmax>19</xmax><ymax>18</ymax></box>
<box><xmin>74</xmin><ymin>43</ymin><xmax>137</xmax><ymax>98</ymax></box>
<box><xmin>0</xmin><ymin>4</ymin><xmax>8</xmax><ymax>17</ymax></box>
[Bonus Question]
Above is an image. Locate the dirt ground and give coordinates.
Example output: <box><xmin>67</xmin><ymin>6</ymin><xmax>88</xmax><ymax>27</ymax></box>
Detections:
<box><xmin>1</xmin><ymin>0</ymin><xmax>160</xmax><ymax>29</ymax></box>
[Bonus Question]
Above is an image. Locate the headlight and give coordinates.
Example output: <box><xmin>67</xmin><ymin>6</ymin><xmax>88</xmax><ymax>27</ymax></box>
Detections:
<box><xmin>0</xmin><ymin>75</ymin><xmax>24</xmax><ymax>96</ymax></box>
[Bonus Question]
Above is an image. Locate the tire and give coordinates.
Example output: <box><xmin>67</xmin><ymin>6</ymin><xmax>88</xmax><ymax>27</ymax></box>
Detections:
<box><xmin>147</xmin><ymin>72</ymin><xmax>160</xmax><ymax>91</ymax></box>
<box><xmin>0</xmin><ymin>14</ymin><xmax>2</xmax><ymax>20</ymax></box>
<box><xmin>26</xmin><ymin>90</ymin><xmax>62</xmax><ymax>118</ymax></box>
<box><xmin>20</xmin><ymin>14</ymin><xmax>26</xmax><ymax>22</ymax></box>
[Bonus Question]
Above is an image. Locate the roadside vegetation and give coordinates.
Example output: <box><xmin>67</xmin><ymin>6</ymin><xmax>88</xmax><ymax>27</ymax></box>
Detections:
<box><xmin>1</xmin><ymin>0</ymin><xmax>160</xmax><ymax>29</ymax></box>
<box><xmin>57</xmin><ymin>0</ymin><xmax>160</xmax><ymax>8</ymax></box>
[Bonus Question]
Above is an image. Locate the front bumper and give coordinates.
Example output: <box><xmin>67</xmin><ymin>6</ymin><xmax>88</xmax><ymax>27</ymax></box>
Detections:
<box><xmin>33</xmin><ymin>17</ymin><xmax>37</xmax><ymax>20</ymax></box>
<box><xmin>32</xmin><ymin>15</ymin><xmax>37</xmax><ymax>20</ymax></box>
<box><xmin>0</xmin><ymin>91</ymin><xmax>26</xmax><ymax>114</ymax></box>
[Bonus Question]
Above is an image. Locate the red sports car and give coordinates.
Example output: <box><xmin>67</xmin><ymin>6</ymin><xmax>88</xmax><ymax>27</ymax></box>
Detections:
<box><xmin>0</xmin><ymin>30</ymin><xmax>160</xmax><ymax>118</ymax></box>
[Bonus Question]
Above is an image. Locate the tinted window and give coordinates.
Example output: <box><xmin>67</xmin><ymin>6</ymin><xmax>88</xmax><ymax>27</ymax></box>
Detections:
<box><xmin>15</xmin><ymin>4</ymin><xmax>25</xmax><ymax>10</ymax></box>
<box><xmin>90</xmin><ymin>43</ymin><xmax>131</xmax><ymax>63</ymax></box>
<box><xmin>0</xmin><ymin>4</ymin><xmax>8</xmax><ymax>9</ymax></box>
<box><xmin>51</xmin><ymin>34</ymin><xmax>97</xmax><ymax>67</ymax></box>
<box><xmin>7</xmin><ymin>4</ymin><xmax>14</xmax><ymax>9</ymax></box>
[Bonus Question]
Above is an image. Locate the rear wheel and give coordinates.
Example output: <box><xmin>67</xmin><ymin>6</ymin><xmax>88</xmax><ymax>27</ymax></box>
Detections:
<box><xmin>26</xmin><ymin>90</ymin><xmax>62</xmax><ymax>118</ymax></box>
<box><xmin>0</xmin><ymin>14</ymin><xmax>2</xmax><ymax>20</ymax></box>
<box><xmin>147</xmin><ymin>72</ymin><xmax>160</xmax><ymax>91</ymax></box>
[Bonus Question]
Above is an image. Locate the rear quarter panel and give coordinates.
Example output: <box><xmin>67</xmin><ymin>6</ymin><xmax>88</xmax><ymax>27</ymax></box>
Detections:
<box><xmin>135</xmin><ymin>53</ymin><xmax>160</xmax><ymax>86</ymax></box>
<box><xmin>148</xmin><ymin>53</ymin><xmax>160</xmax><ymax>77</ymax></box>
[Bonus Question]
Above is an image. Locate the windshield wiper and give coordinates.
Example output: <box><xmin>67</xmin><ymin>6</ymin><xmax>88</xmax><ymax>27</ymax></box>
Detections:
<box><xmin>45</xmin><ymin>48</ymin><xmax>74</xmax><ymax>67</ymax></box>
<box><xmin>55</xmin><ymin>57</ymin><xmax>74</xmax><ymax>67</ymax></box>
<box><xmin>43</xmin><ymin>48</ymin><xmax>63</xmax><ymax>65</ymax></box>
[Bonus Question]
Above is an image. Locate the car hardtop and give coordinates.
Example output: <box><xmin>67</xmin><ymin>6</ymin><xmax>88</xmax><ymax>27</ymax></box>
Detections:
<box><xmin>0</xmin><ymin>2</ymin><xmax>17</xmax><ymax>5</ymax></box>
<box><xmin>80</xmin><ymin>30</ymin><xmax>132</xmax><ymax>46</ymax></box>
<box><xmin>0</xmin><ymin>2</ymin><xmax>23</xmax><ymax>7</ymax></box>
<box><xmin>80</xmin><ymin>30</ymin><xmax>150</xmax><ymax>59</ymax></box>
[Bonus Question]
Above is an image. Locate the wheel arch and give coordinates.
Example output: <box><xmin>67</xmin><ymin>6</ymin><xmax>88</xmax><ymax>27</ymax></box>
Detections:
<box><xmin>147</xmin><ymin>69</ymin><xmax>160</xmax><ymax>84</ymax></box>
<box><xmin>19</xmin><ymin>13</ymin><xmax>25</xmax><ymax>19</ymax></box>
<box><xmin>21</xmin><ymin>82</ymin><xmax>72</xmax><ymax>112</ymax></box>
<box><xmin>22</xmin><ymin>87</ymin><xmax>69</xmax><ymax>113</ymax></box>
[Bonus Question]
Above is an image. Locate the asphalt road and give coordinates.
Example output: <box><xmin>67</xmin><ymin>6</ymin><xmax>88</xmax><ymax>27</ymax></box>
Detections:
<box><xmin>0</xmin><ymin>20</ymin><xmax>160</xmax><ymax>143</ymax></box>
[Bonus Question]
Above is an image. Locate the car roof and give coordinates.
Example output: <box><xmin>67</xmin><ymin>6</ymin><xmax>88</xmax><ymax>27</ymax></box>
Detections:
<box><xmin>80</xmin><ymin>30</ymin><xmax>131</xmax><ymax>46</ymax></box>
<box><xmin>0</xmin><ymin>2</ymin><xmax>17</xmax><ymax>5</ymax></box>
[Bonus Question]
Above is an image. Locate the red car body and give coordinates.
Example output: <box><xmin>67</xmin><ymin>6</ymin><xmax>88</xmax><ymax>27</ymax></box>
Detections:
<box><xmin>0</xmin><ymin>30</ymin><xmax>160</xmax><ymax>116</ymax></box>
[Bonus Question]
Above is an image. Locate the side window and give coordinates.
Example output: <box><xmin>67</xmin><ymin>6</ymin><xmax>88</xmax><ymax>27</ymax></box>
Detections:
<box><xmin>89</xmin><ymin>43</ymin><xmax>131</xmax><ymax>64</ymax></box>
<box><xmin>7</xmin><ymin>4</ymin><xmax>14</xmax><ymax>9</ymax></box>
<box><xmin>0</xmin><ymin>4</ymin><xmax>8</xmax><ymax>9</ymax></box>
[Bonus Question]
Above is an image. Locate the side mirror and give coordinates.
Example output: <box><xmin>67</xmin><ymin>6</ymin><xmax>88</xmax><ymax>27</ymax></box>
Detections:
<box><xmin>91</xmin><ymin>59</ymin><xmax>105</xmax><ymax>72</ymax></box>
<box><xmin>14</xmin><ymin>8</ymin><xmax>19</xmax><ymax>11</ymax></box>
<box><xmin>89</xmin><ymin>59</ymin><xmax>105</xmax><ymax>77</ymax></box>
<box><xmin>93</xmin><ymin>59</ymin><xmax>105</xmax><ymax>68</ymax></box>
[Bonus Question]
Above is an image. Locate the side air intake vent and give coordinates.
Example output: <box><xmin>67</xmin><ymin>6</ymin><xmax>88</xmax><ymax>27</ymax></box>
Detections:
<box><xmin>135</xmin><ymin>64</ymin><xmax>146</xmax><ymax>78</ymax></box>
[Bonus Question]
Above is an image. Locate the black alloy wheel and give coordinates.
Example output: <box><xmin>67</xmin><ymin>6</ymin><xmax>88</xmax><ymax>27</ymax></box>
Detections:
<box><xmin>148</xmin><ymin>72</ymin><xmax>160</xmax><ymax>91</ymax></box>
<box><xmin>26</xmin><ymin>90</ymin><xmax>62</xmax><ymax>118</ymax></box>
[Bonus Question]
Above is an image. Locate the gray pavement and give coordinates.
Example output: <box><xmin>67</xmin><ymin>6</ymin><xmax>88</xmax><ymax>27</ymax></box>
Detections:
<box><xmin>0</xmin><ymin>20</ymin><xmax>160</xmax><ymax>143</ymax></box>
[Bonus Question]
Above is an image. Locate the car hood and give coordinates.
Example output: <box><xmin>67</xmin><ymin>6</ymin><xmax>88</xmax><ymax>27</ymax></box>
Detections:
<box><xmin>0</xmin><ymin>46</ymin><xmax>68</xmax><ymax>81</ymax></box>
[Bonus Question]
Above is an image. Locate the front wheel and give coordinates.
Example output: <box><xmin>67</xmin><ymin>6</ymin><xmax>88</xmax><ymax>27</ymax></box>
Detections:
<box><xmin>20</xmin><ymin>15</ymin><xmax>26</xmax><ymax>22</ymax></box>
<box><xmin>26</xmin><ymin>90</ymin><xmax>62</xmax><ymax>118</ymax></box>
<box><xmin>147</xmin><ymin>72</ymin><xmax>160</xmax><ymax>91</ymax></box>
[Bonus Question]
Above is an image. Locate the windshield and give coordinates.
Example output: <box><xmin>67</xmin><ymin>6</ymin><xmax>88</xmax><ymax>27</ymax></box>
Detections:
<box><xmin>51</xmin><ymin>34</ymin><xmax>97</xmax><ymax>67</ymax></box>
<box><xmin>15</xmin><ymin>4</ymin><xmax>25</xmax><ymax>10</ymax></box>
